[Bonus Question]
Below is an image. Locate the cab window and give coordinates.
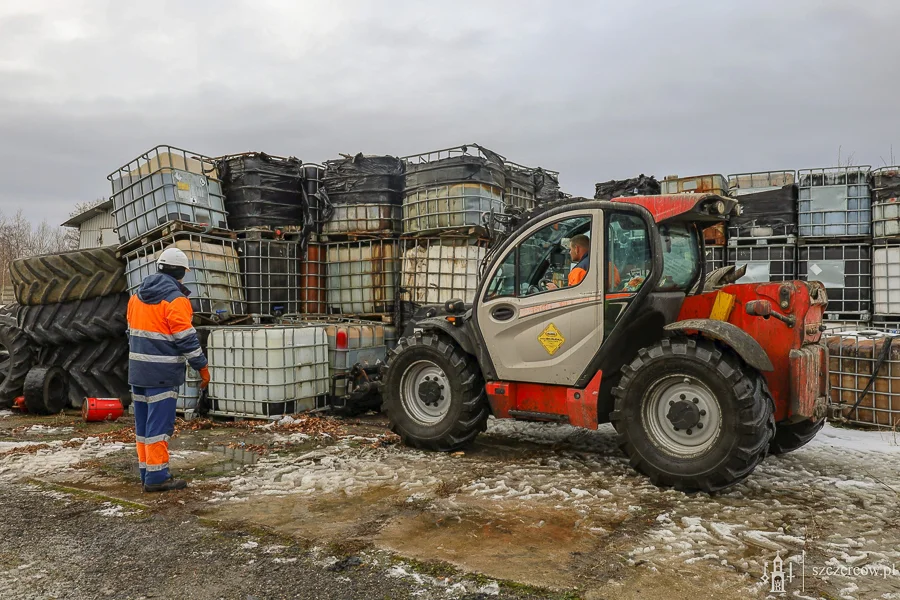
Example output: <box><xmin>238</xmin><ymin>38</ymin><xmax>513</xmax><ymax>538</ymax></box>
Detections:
<box><xmin>606</xmin><ymin>212</ymin><xmax>651</xmax><ymax>293</ymax></box>
<box><xmin>657</xmin><ymin>223</ymin><xmax>700</xmax><ymax>291</ymax></box>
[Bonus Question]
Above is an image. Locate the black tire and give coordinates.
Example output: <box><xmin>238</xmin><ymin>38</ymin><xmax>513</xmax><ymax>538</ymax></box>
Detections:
<box><xmin>382</xmin><ymin>332</ymin><xmax>488</xmax><ymax>451</ymax></box>
<box><xmin>23</xmin><ymin>366</ymin><xmax>67</xmax><ymax>415</ymax></box>
<box><xmin>610</xmin><ymin>337</ymin><xmax>775</xmax><ymax>493</ymax></box>
<box><xmin>10</xmin><ymin>247</ymin><xmax>126</xmax><ymax>306</ymax></box>
<box><xmin>769</xmin><ymin>418</ymin><xmax>825</xmax><ymax>455</ymax></box>
<box><xmin>17</xmin><ymin>293</ymin><xmax>129</xmax><ymax>346</ymax></box>
<box><xmin>0</xmin><ymin>320</ymin><xmax>35</xmax><ymax>408</ymax></box>
<box><xmin>41</xmin><ymin>338</ymin><xmax>130</xmax><ymax>409</ymax></box>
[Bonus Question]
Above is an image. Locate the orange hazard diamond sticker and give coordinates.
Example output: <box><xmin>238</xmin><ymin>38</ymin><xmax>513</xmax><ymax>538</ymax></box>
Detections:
<box><xmin>538</xmin><ymin>323</ymin><xmax>565</xmax><ymax>355</ymax></box>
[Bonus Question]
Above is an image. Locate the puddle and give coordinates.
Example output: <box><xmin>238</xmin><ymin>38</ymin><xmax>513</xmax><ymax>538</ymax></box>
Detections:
<box><xmin>202</xmin><ymin>445</ymin><xmax>259</xmax><ymax>475</ymax></box>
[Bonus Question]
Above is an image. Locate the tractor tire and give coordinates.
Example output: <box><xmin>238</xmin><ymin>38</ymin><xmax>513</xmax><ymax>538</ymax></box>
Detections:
<box><xmin>17</xmin><ymin>293</ymin><xmax>129</xmax><ymax>346</ymax></box>
<box><xmin>610</xmin><ymin>337</ymin><xmax>775</xmax><ymax>493</ymax></box>
<box><xmin>41</xmin><ymin>338</ymin><xmax>130</xmax><ymax>409</ymax></box>
<box><xmin>382</xmin><ymin>332</ymin><xmax>489</xmax><ymax>452</ymax></box>
<box><xmin>10</xmin><ymin>247</ymin><xmax>126</xmax><ymax>306</ymax></box>
<box><xmin>23</xmin><ymin>366</ymin><xmax>67</xmax><ymax>415</ymax></box>
<box><xmin>769</xmin><ymin>418</ymin><xmax>825</xmax><ymax>455</ymax></box>
<box><xmin>0</xmin><ymin>319</ymin><xmax>35</xmax><ymax>408</ymax></box>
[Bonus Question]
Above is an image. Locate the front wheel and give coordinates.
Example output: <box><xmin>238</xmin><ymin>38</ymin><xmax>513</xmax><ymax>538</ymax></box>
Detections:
<box><xmin>382</xmin><ymin>332</ymin><xmax>489</xmax><ymax>452</ymax></box>
<box><xmin>611</xmin><ymin>337</ymin><xmax>774</xmax><ymax>493</ymax></box>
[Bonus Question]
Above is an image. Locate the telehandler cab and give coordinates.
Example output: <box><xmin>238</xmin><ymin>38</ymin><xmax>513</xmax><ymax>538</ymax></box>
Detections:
<box><xmin>382</xmin><ymin>194</ymin><xmax>829</xmax><ymax>492</ymax></box>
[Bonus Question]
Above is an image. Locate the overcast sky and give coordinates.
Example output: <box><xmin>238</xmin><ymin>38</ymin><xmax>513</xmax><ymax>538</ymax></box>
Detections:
<box><xmin>1</xmin><ymin>0</ymin><xmax>898</xmax><ymax>227</ymax></box>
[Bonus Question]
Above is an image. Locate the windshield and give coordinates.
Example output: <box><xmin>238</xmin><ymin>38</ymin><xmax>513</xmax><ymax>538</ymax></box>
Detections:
<box><xmin>657</xmin><ymin>223</ymin><xmax>700</xmax><ymax>291</ymax></box>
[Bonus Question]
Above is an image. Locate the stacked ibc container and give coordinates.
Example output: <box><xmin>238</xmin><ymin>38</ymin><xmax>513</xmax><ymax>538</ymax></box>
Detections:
<box><xmin>398</xmin><ymin>145</ymin><xmax>504</xmax><ymax>320</ymax></box>
<box><xmin>660</xmin><ymin>174</ymin><xmax>729</xmax><ymax>273</ymax></box>
<box><xmin>796</xmin><ymin>167</ymin><xmax>872</xmax><ymax>331</ymax></box>
<box><xmin>870</xmin><ymin>167</ymin><xmax>900</xmax><ymax>332</ymax></box>
<box><xmin>726</xmin><ymin>171</ymin><xmax>798</xmax><ymax>283</ymax></box>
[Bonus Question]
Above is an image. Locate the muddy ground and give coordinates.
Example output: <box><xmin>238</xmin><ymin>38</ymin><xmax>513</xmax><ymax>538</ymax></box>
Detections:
<box><xmin>1</xmin><ymin>409</ymin><xmax>899</xmax><ymax>600</ymax></box>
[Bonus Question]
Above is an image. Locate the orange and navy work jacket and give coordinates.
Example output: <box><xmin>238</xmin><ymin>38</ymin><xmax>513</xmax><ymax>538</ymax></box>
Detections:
<box><xmin>568</xmin><ymin>255</ymin><xmax>590</xmax><ymax>287</ymax></box>
<box><xmin>127</xmin><ymin>273</ymin><xmax>208</xmax><ymax>387</ymax></box>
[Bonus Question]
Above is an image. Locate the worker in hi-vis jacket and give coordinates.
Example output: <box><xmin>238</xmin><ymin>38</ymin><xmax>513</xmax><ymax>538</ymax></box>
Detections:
<box><xmin>127</xmin><ymin>247</ymin><xmax>210</xmax><ymax>492</ymax></box>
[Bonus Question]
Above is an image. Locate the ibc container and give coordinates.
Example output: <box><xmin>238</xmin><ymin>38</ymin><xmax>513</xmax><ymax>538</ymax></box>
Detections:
<box><xmin>302</xmin><ymin>163</ymin><xmax>329</xmax><ymax>232</ymax></box>
<box><xmin>798</xmin><ymin>166</ymin><xmax>871</xmax><ymax>238</ymax></box>
<box><xmin>238</xmin><ymin>236</ymin><xmax>299</xmax><ymax>316</ymax></box>
<box><xmin>504</xmin><ymin>162</ymin><xmax>537</xmax><ymax>212</ymax></box>
<box><xmin>826</xmin><ymin>331</ymin><xmax>900</xmax><ymax>427</ymax></box>
<box><xmin>659</xmin><ymin>174</ymin><xmax>728</xmax><ymax>195</ymax></box>
<box><xmin>705</xmin><ymin>245</ymin><xmax>725</xmax><ymax>272</ymax></box>
<box><xmin>207</xmin><ymin>325</ymin><xmax>329</xmax><ymax>417</ymax></box>
<box><xmin>872</xmin><ymin>243</ymin><xmax>900</xmax><ymax>315</ymax></box>
<box><xmin>108</xmin><ymin>146</ymin><xmax>229</xmax><ymax>245</ymax></box>
<box><xmin>322</xmin><ymin>154</ymin><xmax>404</xmax><ymax>236</ymax></box>
<box><xmin>726</xmin><ymin>170</ymin><xmax>797</xmax><ymax>239</ymax></box>
<box><xmin>400</xmin><ymin>237</ymin><xmax>488</xmax><ymax>305</ymax></box>
<box><xmin>124</xmin><ymin>232</ymin><xmax>245</xmax><ymax>319</ymax></box>
<box><xmin>798</xmin><ymin>243</ymin><xmax>870</xmax><ymax>320</ymax></box>
<box><xmin>872</xmin><ymin>315</ymin><xmax>900</xmax><ymax>333</ymax></box>
<box><xmin>384</xmin><ymin>325</ymin><xmax>399</xmax><ymax>351</ymax></box>
<box><xmin>179</xmin><ymin>366</ymin><xmax>202</xmax><ymax>412</ymax></box>
<box><xmin>871</xmin><ymin>166</ymin><xmax>900</xmax><ymax>238</ymax></box>
<box><xmin>402</xmin><ymin>145</ymin><xmax>506</xmax><ymax>235</ymax></box>
<box><xmin>727</xmin><ymin>245</ymin><xmax>796</xmax><ymax>283</ymax></box>
<box><xmin>703</xmin><ymin>224</ymin><xmax>726</xmax><ymax>246</ymax></box>
<box><xmin>299</xmin><ymin>237</ymin><xmax>326</xmax><ymax>314</ymax></box>
<box><xmin>218</xmin><ymin>153</ymin><xmax>304</xmax><ymax>230</ymax></box>
<box><xmin>325</xmin><ymin>239</ymin><xmax>399</xmax><ymax>315</ymax></box>
<box><xmin>534</xmin><ymin>168</ymin><xmax>561</xmax><ymax>204</ymax></box>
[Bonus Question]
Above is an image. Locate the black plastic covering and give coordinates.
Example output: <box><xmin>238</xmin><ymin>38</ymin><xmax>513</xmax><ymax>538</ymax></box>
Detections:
<box><xmin>404</xmin><ymin>155</ymin><xmax>505</xmax><ymax>191</ymax></box>
<box><xmin>730</xmin><ymin>184</ymin><xmax>798</xmax><ymax>237</ymax></box>
<box><xmin>594</xmin><ymin>175</ymin><xmax>661</xmax><ymax>200</ymax></box>
<box><xmin>534</xmin><ymin>168</ymin><xmax>561</xmax><ymax>204</ymax></box>
<box><xmin>322</xmin><ymin>154</ymin><xmax>404</xmax><ymax>206</ymax></box>
<box><xmin>302</xmin><ymin>164</ymin><xmax>332</xmax><ymax>231</ymax></box>
<box><xmin>873</xmin><ymin>168</ymin><xmax>900</xmax><ymax>203</ymax></box>
<box><xmin>219</xmin><ymin>153</ymin><xmax>305</xmax><ymax>230</ymax></box>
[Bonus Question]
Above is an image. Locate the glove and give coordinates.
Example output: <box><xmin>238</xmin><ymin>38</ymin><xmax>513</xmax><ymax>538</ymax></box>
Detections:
<box><xmin>199</xmin><ymin>366</ymin><xmax>211</xmax><ymax>389</ymax></box>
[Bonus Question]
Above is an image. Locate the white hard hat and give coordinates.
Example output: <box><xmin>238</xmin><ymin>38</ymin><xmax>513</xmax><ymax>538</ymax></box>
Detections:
<box><xmin>157</xmin><ymin>247</ymin><xmax>190</xmax><ymax>271</ymax></box>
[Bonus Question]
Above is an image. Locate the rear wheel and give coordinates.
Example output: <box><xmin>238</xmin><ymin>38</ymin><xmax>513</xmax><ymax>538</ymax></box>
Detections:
<box><xmin>611</xmin><ymin>337</ymin><xmax>774</xmax><ymax>493</ymax></box>
<box><xmin>769</xmin><ymin>418</ymin><xmax>825</xmax><ymax>455</ymax></box>
<box><xmin>382</xmin><ymin>332</ymin><xmax>489</xmax><ymax>451</ymax></box>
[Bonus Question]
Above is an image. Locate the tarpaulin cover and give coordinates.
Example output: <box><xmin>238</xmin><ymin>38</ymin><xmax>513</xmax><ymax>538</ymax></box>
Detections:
<box><xmin>322</xmin><ymin>154</ymin><xmax>404</xmax><ymax>206</ymax></box>
<box><xmin>731</xmin><ymin>184</ymin><xmax>797</xmax><ymax>236</ymax></box>
<box><xmin>873</xmin><ymin>169</ymin><xmax>900</xmax><ymax>204</ymax></box>
<box><xmin>594</xmin><ymin>175</ymin><xmax>660</xmax><ymax>200</ymax></box>
<box><xmin>533</xmin><ymin>168</ymin><xmax>560</xmax><ymax>204</ymax></box>
<box><xmin>405</xmin><ymin>155</ymin><xmax>505</xmax><ymax>191</ymax></box>
<box><xmin>219</xmin><ymin>153</ymin><xmax>305</xmax><ymax>229</ymax></box>
<box><xmin>504</xmin><ymin>165</ymin><xmax>536</xmax><ymax>191</ymax></box>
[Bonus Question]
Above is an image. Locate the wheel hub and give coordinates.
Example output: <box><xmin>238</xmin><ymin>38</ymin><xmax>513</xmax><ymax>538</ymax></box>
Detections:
<box><xmin>400</xmin><ymin>360</ymin><xmax>451</xmax><ymax>425</ymax></box>
<box><xmin>417</xmin><ymin>378</ymin><xmax>443</xmax><ymax>406</ymax></box>
<box><xmin>643</xmin><ymin>375</ymin><xmax>722</xmax><ymax>457</ymax></box>
<box><xmin>666</xmin><ymin>400</ymin><xmax>701</xmax><ymax>430</ymax></box>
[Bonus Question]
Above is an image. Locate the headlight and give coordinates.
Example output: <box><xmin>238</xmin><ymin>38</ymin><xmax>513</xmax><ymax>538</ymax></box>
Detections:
<box><xmin>715</xmin><ymin>200</ymin><xmax>726</xmax><ymax>215</ymax></box>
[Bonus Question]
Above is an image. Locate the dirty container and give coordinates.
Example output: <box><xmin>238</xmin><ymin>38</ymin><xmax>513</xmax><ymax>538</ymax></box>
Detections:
<box><xmin>218</xmin><ymin>153</ymin><xmax>304</xmax><ymax>230</ymax></box>
<box><xmin>238</xmin><ymin>236</ymin><xmax>300</xmax><ymax>316</ymax></box>
<box><xmin>400</xmin><ymin>237</ymin><xmax>488</xmax><ymax>305</ymax></box>
<box><xmin>798</xmin><ymin>167</ymin><xmax>871</xmax><ymax>239</ymax></box>
<box><xmin>798</xmin><ymin>243</ymin><xmax>870</xmax><ymax>321</ymax></box>
<box><xmin>659</xmin><ymin>174</ymin><xmax>728</xmax><ymax>195</ymax></box>
<box><xmin>727</xmin><ymin>244</ymin><xmax>796</xmax><ymax>283</ymax></box>
<box><xmin>178</xmin><ymin>365</ymin><xmax>202</xmax><ymax>412</ymax></box>
<box><xmin>124</xmin><ymin>232</ymin><xmax>245</xmax><ymax>319</ymax></box>
<box><xmin>402</xmin><ymin>145</ymin><xmax>506</xmax><ymax>235</ymax></box>
<box><xmin>726</xmin><ymin>171</ymin><xmax>797</xmax><ymax>239</ymax></box>
<box><xmin>299</xmin><ymin>236</ymin><xmax>326</xmax><ymax>314</ymax></box>
<box><xmin>384</xmin><ymin>325</ymin><xmax>399</xmax><ymax>351</ymax></box>
<box><xmin>108</xmin><ymin>145</ymin><xmax>229</xmax><ymax>245</ymax></box>
<box><xmin>207</xmin><ymin>325</ymin><xmax>329</xmax><ymax>417</ymax></box>
<box><xmin>325</xmin><ymin>239</ymin><xmax>399</xmax><ymax>316</ymax></box>
<box><xmin>703</xmin><ymin>224</ymin><xmax>727</xmax><ymax>246</ymax></box>
<box><xmin>826</xmin><ymin>331</ymin><xmax>900</xmax><ymax>427</ymax></box>
<box><xmin>302</xmin><ymin>163</ymin><xmax>329</xmax><ymax>232</ymax></box>
<box><xmin>504</xmin><ymin>162</ymin><xmax>537</xmax><ymax>212</ymax></box>
<box><xmin>872</xmin><ymin>242</ymin><xmax>900</xmax><ymax>315</ymax></box>
<box><xmin>321</xmin><ymin>154</ymin><xmax>404</xmax><ymax>236</ymax></box>
<box><xmin>871</xmin><ymin>167</ymin><xmax>900</xmax><ymax>239</ymax></box>
<box><xmin>705</xmin><ymin>245</ymin><xmax>725</xmax><ymax>272</ymax></box>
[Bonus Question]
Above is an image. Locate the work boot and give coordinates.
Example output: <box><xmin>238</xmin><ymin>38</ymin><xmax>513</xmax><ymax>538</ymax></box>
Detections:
<box><xmin>143</xmin><ymin>477</ymin><xmax>188</xmax><ymax>493</ymax></box>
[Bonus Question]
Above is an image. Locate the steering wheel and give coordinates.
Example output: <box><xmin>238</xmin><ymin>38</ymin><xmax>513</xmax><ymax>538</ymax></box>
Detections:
<box><xmin>539</xmin><ymin>278</ymin><xmax>553</xmax><ymax>290</ymax></box>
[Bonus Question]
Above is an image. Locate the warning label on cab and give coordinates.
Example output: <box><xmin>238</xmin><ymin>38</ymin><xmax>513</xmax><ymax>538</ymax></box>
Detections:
<box><xmin>538</xmin><ymin>323</ymin><xmax>565</xmax><ymax>355</ymax></box>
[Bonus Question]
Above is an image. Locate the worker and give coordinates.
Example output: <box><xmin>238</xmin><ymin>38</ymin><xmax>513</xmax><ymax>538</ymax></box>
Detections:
<box><xmin>546</xmin><ymin>234</ymin><xmax>619</xmax><ymax>289</ymax></box>
<box><xmin>127</xmin><ymin>247</ymin><xmax>210</xmax><ymax>493</ymax></box>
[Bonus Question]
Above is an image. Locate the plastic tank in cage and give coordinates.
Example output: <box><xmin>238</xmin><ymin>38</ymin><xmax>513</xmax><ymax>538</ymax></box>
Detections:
<box><xmin>400</xmin><ymin>237</ymin><xmax>488</xmax><ymax>305</ymax></box>
<box><xmin>504</xmin><ymin>162</ymin><xmax>537</xmax><ymax>212</ymax></box>
<box><xmin>798</xmin><ymin>167</ymin><xmax>871</xmax><ymax>238</ymax></box>
<box><xmin>727</xmin><ymin>245</ymin><xmax>796</xmax><ymax>283</ymax></box>
<box><xmin>872</xmin><ymin>315</ymin><xmax>900</xmax><ymax>333</ymax></box>
<box><xmin>826</xmin><ymin>331</ymin><xmax>900</xmax><ymax>427</ymax></box>
<box><xmin>726</xmin><ymin>170</ymin><xmax>797</xmax><ymax>239</ymax></box>
<box><xmin>322</xmin><ymin>154</ymin><xmax>403</xmax><ymax>236</ymax></box>
<box><xmin>705</xmin><ymin>245</ymin><xmax>725</xmax><ymax>272</ymax></box>
<box><xmin>218</xmin><ymin>153</ymin><xmax>304</xmax><ymax>230</ymax></box>
<box><xmin>798</xmin><ymin>244</ymin><xmax>870</xmax><ymax>320</ymax></box>
<box><xmin>402</xmin><ymin>145</ymin><xmax>506</xmax><ymax>235</ymax></box>
<box><xmin>325</xmin><ymin>239</ymin><xmax>399</xmax><ymax>315</ymax></box>
<box><xmin>124</xmin><ymin>233</ymin><xmax>245</xmax><ymax>319</ymax></box>
<box><xmin>872</xmin><ymin>243</ymin><xmax>900</xmax><ymax>315</ymax></box>
<box><xmin>238</xmin><ymin>236</ymin><xmax>299</xmax><ymax>316</ymax></box>
<box><xmin>659</xmin><ymin>174</ymin><xmax>728</xmax><ymax>195</ymax></box>
<box><xmin>108</xmin><ymin>146</ymin><xmax>229</xmax><ymax>245</ymax></box>
<box><xmin>872</xmin><ymin>166</ymin><xmax>900</xmax><ymax>239</ymax></box>
<box><xmin>207</xmin><ymin>326</ymin><xmax>329</xmax><ymax>417</ymax></box>
<box><xmin>179</xmin><ymin>366</ymin><xmax>202</xmax><ymax>412</ymax></box>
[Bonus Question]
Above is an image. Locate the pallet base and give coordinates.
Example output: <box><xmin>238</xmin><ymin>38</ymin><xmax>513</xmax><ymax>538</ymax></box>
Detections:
<box><xmin>117</xmin><ymin>221</ymin><xmax>235</xmax><ymax>257</ymax></box>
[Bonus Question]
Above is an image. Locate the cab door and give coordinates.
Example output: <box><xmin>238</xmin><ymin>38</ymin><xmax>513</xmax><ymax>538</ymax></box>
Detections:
<box><xmin>476</xmin><ymin>210</ymin><xmax>604</xmax><ymax>385</ymax></box>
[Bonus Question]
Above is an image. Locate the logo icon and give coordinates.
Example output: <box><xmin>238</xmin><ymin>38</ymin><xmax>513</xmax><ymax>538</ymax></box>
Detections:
<box><xmin>762</xmin><ymin>552</ymin><xmax>804</xmax><ymax>594</ymax></box>
<box><xmin>537</xmin><ymin>323</ymin><xmax>565</xmax><ymax>355</ymax></box>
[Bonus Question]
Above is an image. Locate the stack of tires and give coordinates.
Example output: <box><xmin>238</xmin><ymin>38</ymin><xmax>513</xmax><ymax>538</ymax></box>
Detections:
<box><xmin>1</xmin><ymin>247</ymin><xmax>132</xmax><ymax>414</ymax></box>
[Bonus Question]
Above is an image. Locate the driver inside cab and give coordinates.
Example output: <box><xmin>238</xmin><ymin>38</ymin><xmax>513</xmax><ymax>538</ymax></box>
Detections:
<box><xmin>546</xmin><ymin>235</ymin><xmax>618</xmax><ymax>289</ymax></box>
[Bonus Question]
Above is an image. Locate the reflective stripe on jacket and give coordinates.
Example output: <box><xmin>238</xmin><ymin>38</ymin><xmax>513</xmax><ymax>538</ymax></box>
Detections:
<box><xmin>127</xmin><ymin>273</ymin><xmax>208</xmax><ymax>387</ymax></box>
